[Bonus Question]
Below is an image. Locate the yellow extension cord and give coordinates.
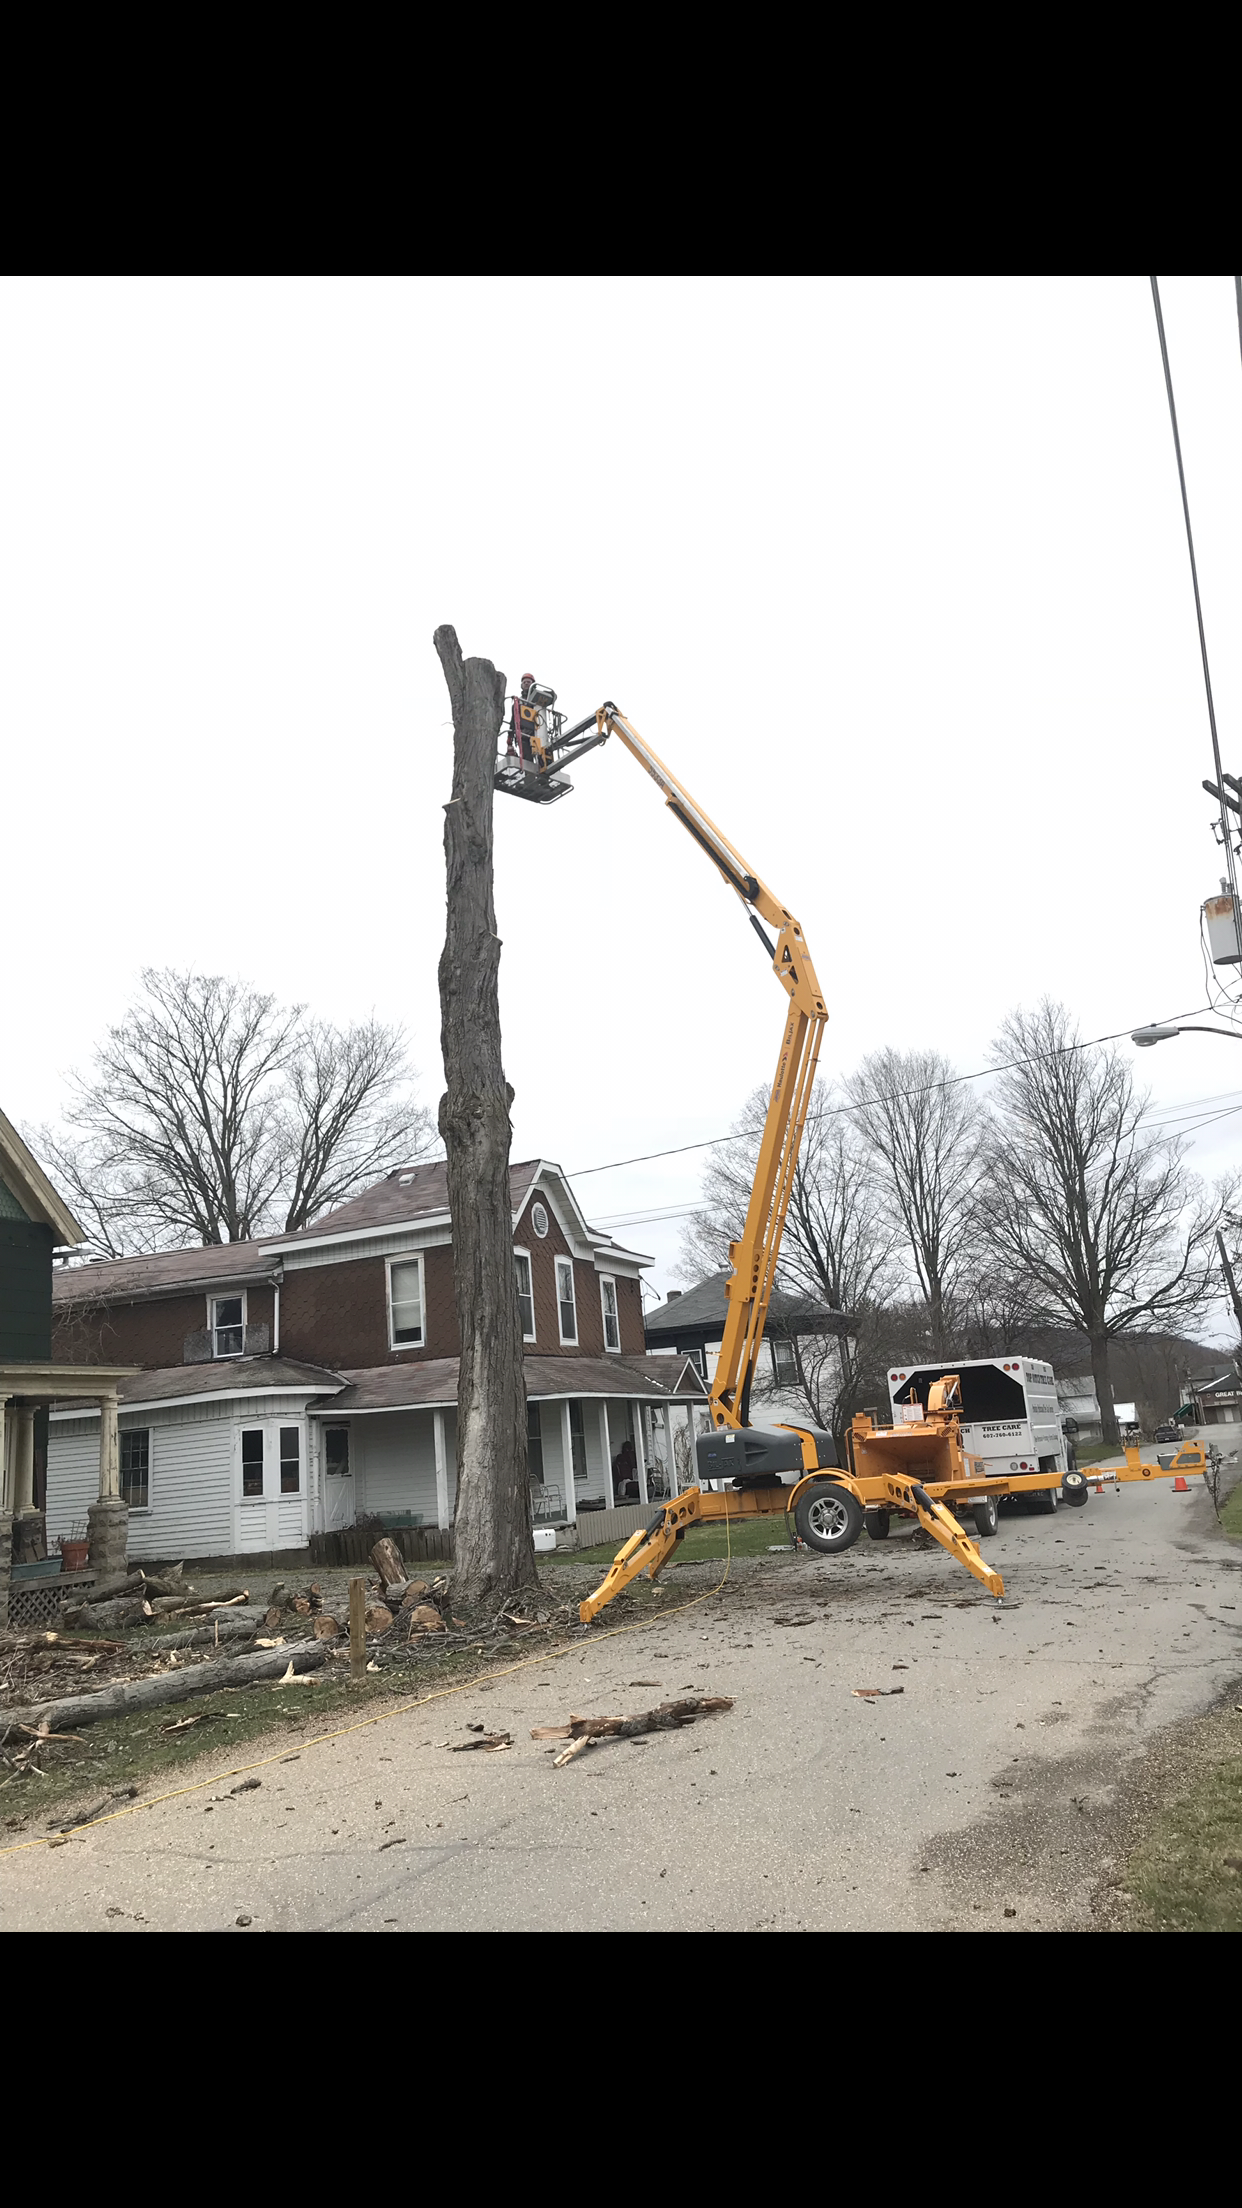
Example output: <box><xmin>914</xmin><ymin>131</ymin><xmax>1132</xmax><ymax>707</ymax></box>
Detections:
<box><xmin>0</xmin><ymin>1505</ymin><xmax>735</xmax><ymax>1861</ymax></box>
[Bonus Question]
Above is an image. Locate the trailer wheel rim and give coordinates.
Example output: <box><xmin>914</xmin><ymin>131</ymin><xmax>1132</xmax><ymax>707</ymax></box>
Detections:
<box><xmin>807</xmin><ymin>1492</ymin><xmax>851</xmax><ymax>1540</ymax></box>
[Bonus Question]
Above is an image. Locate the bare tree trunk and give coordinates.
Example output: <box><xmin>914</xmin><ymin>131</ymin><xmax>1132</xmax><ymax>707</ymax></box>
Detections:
<box><xmin>1090</xmin><ymin>1330</ymin><xmax>1119</xmax><ymax>1450</ymax></box>
<box><xmin>434</xmin><ymin>625</ymin><xmax>535</xmax><ymax>1613</ymax></box>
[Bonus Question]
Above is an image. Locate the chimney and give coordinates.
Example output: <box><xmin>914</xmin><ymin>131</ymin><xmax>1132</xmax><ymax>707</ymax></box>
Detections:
<box><xmin>666</xmin><ymin>1290</ymin><xmax>682</xmax><ymax>1301</ymax></box>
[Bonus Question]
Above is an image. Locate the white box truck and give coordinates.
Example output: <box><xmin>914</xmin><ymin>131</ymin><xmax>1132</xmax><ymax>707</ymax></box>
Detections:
<box><xmin>887</xmin><ymin>1356</ymin><xmax>1068</xmax><ymax>1516</ymax></box>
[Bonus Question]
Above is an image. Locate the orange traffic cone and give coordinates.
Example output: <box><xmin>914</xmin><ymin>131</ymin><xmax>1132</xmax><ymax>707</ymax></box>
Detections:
<box><xmin>1095</xmin><ymin>1475</ymin><xmax>1105</xmax><ymax>1494</ymax></box>
<box><xmin>1172</xmin><ymin>1475</ymin><xmax>1191</xmax><ymax>1492</ymax></box>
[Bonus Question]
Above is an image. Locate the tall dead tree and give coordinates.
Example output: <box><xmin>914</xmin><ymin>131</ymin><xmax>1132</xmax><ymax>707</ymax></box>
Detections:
<box><xmin>434</xmin><ymin>625</ymin><xmax>535</xmax><ymax>1610</ymax></box>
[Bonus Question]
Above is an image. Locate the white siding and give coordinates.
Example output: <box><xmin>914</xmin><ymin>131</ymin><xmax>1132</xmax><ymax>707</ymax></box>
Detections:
<box><xmin>282</xmin><ymin>1227</ymin><xmax>451</xmax><ymax>1272</ymax></box>
<box><xmin>537</xmin><ymin>1404</ymin><xmax>566</xmax><ymax>1493</ymax></box>
<box><xmin>353</xmin><ymin>1412</ymin><xmax>440</xmax><ymax>1524</ymax></box>
<box><xmin>48</xmin><ymin>1394</ymin><xmax>317</xmax><ymax>1561</ymax></box>
<box><xmin>45</xmin><ymin>1424</ymin><xmax>100</xmax><ymax>1546</ymax></box>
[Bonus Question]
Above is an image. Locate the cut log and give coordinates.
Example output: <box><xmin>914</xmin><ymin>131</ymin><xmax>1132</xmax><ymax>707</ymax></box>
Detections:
<box><xmin>400</xmin><ymin>1580</ymin><xmax>430</xmax><ymax>1606</ymax></box>
<box><xmin>406</xmin><ymin>1604</ymin><xmax>446</xmax><ymax>1635</ymax></box>
<box><xmin>0</xmin><ymin>1640</ymin><xmax>330</xmax><ymax>1738</ymax></box>
<box><xmin>139</xmin><ymin>1576</ymin><xmax>197</xmax><ymax>1600</ymax></box>
<box><xmin>369</xmin><ymin>1538</ymin><xmax>406</xmax><ymax>1590</ymax></box>
<box><xmin>82</xmin><ymin>1571</ymin><xmax>147</xmax><ymax>1604</ymax></box>
<box><xmin>144</xmin><ymin>1618</ymin><xmax>259</xmax><ymax>1652</ymax></box>
<box><xmin>364</xmin><ymin>1605</ymin><xmax>394</xmax><ymax>1636</ymax></box>
<box><xmin>62</xmin><ymin>1598</ymin><xmax>149</xmax><ymax>1631</ymax></box>
<box><xmin>313</xmin><ymin>1615</ymin><xmax>340</xmax><ymax>1640</ymax></box>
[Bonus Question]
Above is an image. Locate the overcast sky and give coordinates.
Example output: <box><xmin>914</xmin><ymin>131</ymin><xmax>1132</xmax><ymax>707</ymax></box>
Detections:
<box><xmin>4</xmin><ymin>277</ymin><xmax>1242</xmax><ymax>1335</ymax></box>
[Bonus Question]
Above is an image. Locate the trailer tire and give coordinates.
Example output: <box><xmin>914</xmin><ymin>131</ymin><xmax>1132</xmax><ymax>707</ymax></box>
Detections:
<box><xmin>973</xmin><ymin>1496</ymin><xmax>999</xmax><ymax>1538</ymax></box>
<box><xmin>795</xmin><ymin>1481</ymin><xmax>864</xmax><ymax>1554</ymax></box>
<box><xmin>864</xmin><ymin>1508</ymin><xmax>891</xmax><ymax>1541</ymax></box>
<box><xmin>1062</xmin><ymin>1468</ymin><xmax>1089</xmax><ymax>1507</ymax></box>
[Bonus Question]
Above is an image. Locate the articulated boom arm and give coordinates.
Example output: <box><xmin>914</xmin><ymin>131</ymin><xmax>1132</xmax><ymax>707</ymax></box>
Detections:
<box><xmin>557</xmin><ymin>705</ymin><xmax>828</xmax><ymax>1431</ymax></box>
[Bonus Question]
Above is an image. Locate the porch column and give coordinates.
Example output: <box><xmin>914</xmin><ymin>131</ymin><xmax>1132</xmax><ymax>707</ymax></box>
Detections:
<box><xmin>12</xmin><ymin>1407</ymin><xmax>35</xmax><ymax>1513</ymax></box>
<box><xmin>88</xmin><ymin>1392</ymin><xmax>128</xmax><ymax>1578</ymax></box>
<box><xmin>433</xmin><ymin>1410</ymin><xmax>451</xmax><ymax>1530</ymax></box>
<box><xmin>632</xmin><ymin>1402</ymin><xmax>648</xmax><ymax>1505</ymax></box>
<box><xmin>671</xmin><ymin>1402</ymin><xmax>689</xmax><ymax>1496</ymax></box>
<box><xmin>600</xmin><ymin>1400</ymin><xmax>613</xmax><ymax>1507</ymax></box>
<box><xmin>99</xmin><ymin>1393</ymin><xmax>120</xmax><ymax>1498</ymax></box>
<box><xmin>0</xmin><ymin>1394</ymin><xmax>10</xmax><ymax>1511</ymax></box>
<box><xmin>561</xmin><ymin>1401</ymin><xmax>578</xmax><ymax>1525</ymax></box>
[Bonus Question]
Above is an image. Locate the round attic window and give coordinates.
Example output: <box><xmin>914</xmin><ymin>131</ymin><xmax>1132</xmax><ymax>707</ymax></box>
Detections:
<box><xmin>531</xmin><ymin>1202</ymin><xmax>549</xmax><ymax>1238</ymax></box>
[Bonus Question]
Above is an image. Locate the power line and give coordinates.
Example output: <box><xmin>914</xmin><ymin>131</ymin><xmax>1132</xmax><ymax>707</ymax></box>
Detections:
<box><xmin>592</xmin><ymin>1096</ymin><xmax>1242</xmax><ymax>1231</ymax></box>
<box><xmin>567</xmin><ymin>1004</ymin><xmax>1216</xmax><ymax>1180</ymax></box>
<box><xmin>1149</xmin><ymin>275</ymin><xmax>1240</xmax><ymax>925</ymax></box>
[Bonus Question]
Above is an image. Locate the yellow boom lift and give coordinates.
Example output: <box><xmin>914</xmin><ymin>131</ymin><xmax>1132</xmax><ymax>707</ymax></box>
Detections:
<box><xmin>496</xmin><ymin>692</ymin><xmax>1209</xmax><ymax>1621</ymax></box>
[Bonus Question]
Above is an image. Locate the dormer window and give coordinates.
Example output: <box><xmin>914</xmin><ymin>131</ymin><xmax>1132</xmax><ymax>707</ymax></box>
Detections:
<box><xmin>531</xmin><ymin>1202</ymin><xmax>549</xmax><ymax>1238</ymax></box>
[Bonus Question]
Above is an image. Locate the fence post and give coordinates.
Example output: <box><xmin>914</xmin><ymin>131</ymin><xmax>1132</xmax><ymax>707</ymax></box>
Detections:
<box><xmin>349</xmin><ymin>1575</ymin><xmax>366</xmax><ymax>1680</ymax></box>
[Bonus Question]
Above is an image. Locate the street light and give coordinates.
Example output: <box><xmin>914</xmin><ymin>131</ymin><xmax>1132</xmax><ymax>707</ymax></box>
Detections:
<box><xmin>1131</xmin><ymin>1023</ymin><xmax>1242</xmax><ymax>1047</ymax></box>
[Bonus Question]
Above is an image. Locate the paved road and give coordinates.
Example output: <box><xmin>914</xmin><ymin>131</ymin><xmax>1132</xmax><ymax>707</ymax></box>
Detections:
<box><xmin>3</xmin><ymin>1470</ymin><xmax>1239</xmax><ymax>1930</ymax></box>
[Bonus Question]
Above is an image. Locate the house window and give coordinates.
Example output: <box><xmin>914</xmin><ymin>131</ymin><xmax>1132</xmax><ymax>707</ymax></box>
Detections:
<box><xmin>280</xmin><ymin>1426</ymin><xmax>301</xmax><ymax>1494</ymax></box>
<box><xmin>388</xmin><ymin>1257</ymin><xmax>425</xmax><ymax>1348</ymax></box>
<box><xmin>325</xmin><ymin>1427</ymin><xmax>350</xmax><ymax>1476</ymax></box>
<box><xmin>569</xmin><ymin>1400</ymin><xmax>588</xmax><ymax>1482</ymax></box>
<box><xmin>687</xmin><ymin>1347</ymin><xmax>707</xmax><ymax>1381</ymax></box>
<box><xmin>241</xmin><ymin>1429</ymin><xmax>264</xmax><ymax>1498</ymax></box>
<box><xmin>527</xmin><ymin>1401</ymin><xmax>544</xmax><ymax>1483</ymax></box>
<box><xmin>212</xmin><ymin>1295</ymin><xmax>245</xmax><ymax>1358</ymax></box>
<box><xmin>531</xmin><ymin>1202</ymin><xmax>549</xmax><ymax>1238</ymax></box>
<box><xmin>120</xmin><ymin>1428</ymin><xmax>150</xmax><ymax>1510</ymax></box>
<box><xmin>771</xmin><ymin>1337</ymin><xmax>797</xmax><ymax>1384</ymax></box>
<box><xmin>600</xmin><ymin>1276</ymin><xmax>620</xmax><ymax>1352</ymax></box>
<box><xmin>556</xmin><ymin>1258</ymin><xmax>578</xmax><ymax>1344</ymax></box>
<box><xmin>515</xmin><ymin>1251</ymin><xmax>536</xmax><ymax>1340</ymax></box>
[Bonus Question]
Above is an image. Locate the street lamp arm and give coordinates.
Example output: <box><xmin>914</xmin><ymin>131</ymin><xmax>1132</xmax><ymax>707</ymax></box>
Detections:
<box><xmin>1131</xmin><ymin>1023</ymin><xmax>1242</xmax><ymax>1046</ymax></box>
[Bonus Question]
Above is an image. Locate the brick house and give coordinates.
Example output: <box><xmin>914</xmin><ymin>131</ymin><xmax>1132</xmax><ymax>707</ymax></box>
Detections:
<box><xmin>46</xmin><ymin>1159</ymin><xmax>706</xmax><ymax>1561</ymax></box>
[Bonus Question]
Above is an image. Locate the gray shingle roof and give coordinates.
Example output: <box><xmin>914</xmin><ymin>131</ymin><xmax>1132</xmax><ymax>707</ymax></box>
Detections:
<box><xmin>318</xmin><ymin>1353</ymin><xmax>706</xmax><ymax>1415</ymax></box>
<box><xmin>644</xmin><ymin>1271</ymin><xmax>838</xmax><ymax>1340</ymax></box>
<box><xmin>50</xmin><ymin>1356</ymin><xmax>345</xmax><ymax>1411</ymax></box>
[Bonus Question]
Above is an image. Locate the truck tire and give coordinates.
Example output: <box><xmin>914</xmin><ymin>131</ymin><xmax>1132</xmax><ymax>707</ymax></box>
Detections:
<box><xmin>1062</xmin><ymin>1468</ymin><xmax>1089</xmax><ymax>1507</ymax></box>
<box><xmin>795</xmin><ymin>1481</ymin><xmax>864</xmax><ymax>1555</ymax></box>
<box><xmin>1033</xmin><ymin>1457</ymin><xmax>1060</xmax><ymax>1513</ymax></box>
<box><xmin>973</xmin><ymin>1496</ymin><xmax>999</xmax><ymax>1537</ymax></box>
<box><xmin>864</xmin><ymin>1507</ymin><xmax>891</xmax><ymax>1541</ymax></box>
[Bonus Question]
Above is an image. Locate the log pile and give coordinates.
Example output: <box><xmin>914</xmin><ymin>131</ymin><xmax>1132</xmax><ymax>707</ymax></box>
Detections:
<box><xmin>366</xmin><ymin>1542</ymin><xmax>458</xmax><ymax>1638</ymax></box>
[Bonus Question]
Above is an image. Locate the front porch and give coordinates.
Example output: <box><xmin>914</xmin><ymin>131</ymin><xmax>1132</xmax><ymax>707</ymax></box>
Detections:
<box><xmin>313</xmin><ymin>1354</ymin><xmax>709</xmax><ymax>1538</ymax></box>
<box><xmin>1</xmin><ymin>1360</ymin><xmax>140</xmax><ymax>1624</ymax></box>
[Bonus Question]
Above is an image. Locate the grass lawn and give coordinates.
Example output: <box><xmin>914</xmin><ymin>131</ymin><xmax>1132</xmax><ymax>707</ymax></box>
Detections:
<box><xmin>1221</xmin><ymin>1480</ymin><xmax>1242</xmax><ymax>1542</ymax></box>
<box><xmin>1115</xmin><ymin>1702</ymin><xmax>1242</xmax><ymax>1931</ymax></box>
<box><xmin>0</xmin><ymin>1634</ymin><xmax>556</xmax><ymax>1837</ymax></box>
<box><xmin>545</xmin><ymin>1515</ymin><xmax>797</xmax><ymax>1572</ymax></box>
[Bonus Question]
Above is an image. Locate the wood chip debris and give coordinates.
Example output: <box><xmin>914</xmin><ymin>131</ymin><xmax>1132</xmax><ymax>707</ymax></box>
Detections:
<box><xmin>852</xmin><ymin>1687</ymin><xmax>906</xmax><ymax>1698</ymax></box>
<box><xmin>450</xmin><ymin>1732</ymin><xmax>512</xmax><ymax>1752</ymax></box>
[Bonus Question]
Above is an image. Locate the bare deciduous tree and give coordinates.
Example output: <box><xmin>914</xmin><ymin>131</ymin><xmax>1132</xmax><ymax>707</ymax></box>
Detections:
<box><xmin>845</xmin><ymin>1047</ymin><xmax>981</xmax><ymax>1357</ymax></box>
<box><xmin>976</xmin><ymin>1000</ymin><xmax>1232</xmax><ymax>1448</ymax></box>
<box><xmin>681</xmin><ymin>1083</ymin><xmax>900</xmax><ymax>1450</ymax></box>
<box><xmin>38</xmin><ymin>969</ymin><xmax>434</xmax><ymax>1253</ymax></box>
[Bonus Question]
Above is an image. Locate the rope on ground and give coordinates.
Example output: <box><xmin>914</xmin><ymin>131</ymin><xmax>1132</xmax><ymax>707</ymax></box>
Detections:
<box><xmin>0</xmin><ymin>1503</ymin><xmax>735</xmax><ymax>1860</ymax></box>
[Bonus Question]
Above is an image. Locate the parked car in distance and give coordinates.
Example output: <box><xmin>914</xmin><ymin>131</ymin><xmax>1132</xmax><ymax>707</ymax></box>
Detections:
<box><xmin>1154</xmin><ymin>1424</ymin><xmax>1182</xmax><ymax>1444</ymax></box>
